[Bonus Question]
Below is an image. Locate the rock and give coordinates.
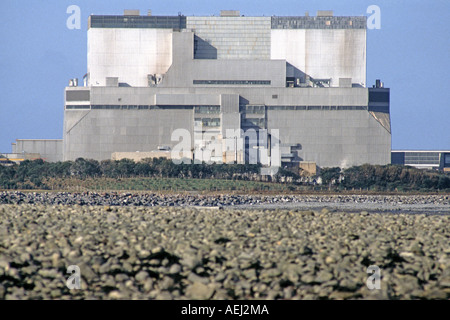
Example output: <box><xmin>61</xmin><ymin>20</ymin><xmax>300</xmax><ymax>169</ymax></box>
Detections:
<box><xmin>143</xmin><ymin>279</ymin><xmax>153</xmax><ymax>291</ymax></box>
<box><xmin>329</xmin><ymin>291</ymin><xmax>356</xmax><ymax>300</ymax></box>
<box><xmin>155</xmin><ymin>291</ymin><xmax>173</xmax><ymax>300</ymax></box>
<box><xmin>188</xmin><ymin>272</ymin><xmax>209</xmax><ymax>285</ymax></box>
<box><xmin>38</xmin><ymin>269</ymin><xmax>59</xmax><ymax>279</ymax></box>
<box><xmin>135</xmin><ymin>271</ymin><xmax>149</xmax><ymax>282</ymax></box>
<box><xmin>301</xmin><ymin>274</ymin><xmax>316</xmax><ymax>284</ymax></box>
<box><xmin>19</xmin><ymin>253</ymin><xmax>31</xmax><ymax>264</ymax></box>
<box><xmin>168</xmin><ymin>264</ymin><xmax>181</xmax><ymax>274</ymax></box>
<box><xmin>316</xmin><ymin>271</ymin><xmax>334</xmax><ymax>283</ymax></box>
<box><xmin>108</xmin><ymin>291</ymin><xmax>123</xmax><ymax>299</ymax></box>
<box><xmin>0</xmin><ymin>284</ymin><xmax>5</xmax><ymax>299</ymax></box>
<box><xmin>138</xmin><ymin>250</ymin><xmax>151</xmax><ymax>259</ymax></box>
<box><xmin>181</xmin><ymin>256</ymin><xmax>201</xmax><ymax>270</ymax></box>
<box><xmin>79</xmin><ymin>263</ymin><xmax>97</xmax><ymax>281</ymax></box>
<box><xmin>339</xmin><ymin>279</ymin><xmax>358</xmax><ymax>291</ymax></box>
<box><xmin>325</xmin><ymin>256</ymin><xmax>335</xmax><ymax>264</ymax></box>
<box><xmin>159</xmin><ymin>277</ymin><xmax>175</xmax><ymax>290</ymax></box>
<box><xmin>185</xmin><ymin>282</ymin><xmax>215</xmax><ymax>300</ymax></box>
<box><xmin>425</xmin><ymin>289</ymin><xmax>447</xmax><ymax>300</ymax></box>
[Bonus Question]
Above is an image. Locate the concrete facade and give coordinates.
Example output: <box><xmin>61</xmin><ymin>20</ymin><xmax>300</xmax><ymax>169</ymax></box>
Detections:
<box><xmin>88</xmin><ymin>28</ymin><xmax>173</xmax><ymax>87</ymax></box>
<box><xmin>63</xmin><ymin>11</ymin><xmax>391</xmax><ymax>169</ymax></box>
<box><xmin>12</xmin><ymin>139</ymin><xmax>63</xmax><ymax>162</ymax></box>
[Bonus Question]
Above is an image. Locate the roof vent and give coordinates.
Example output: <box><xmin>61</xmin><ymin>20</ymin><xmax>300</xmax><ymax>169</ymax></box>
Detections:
<box><xmin>124</xmin><ymin>9</ymin><xmax>140</xmax><ymax>16</ymax></box>
<box><xmin>220</xmin><ymin>10</ymin><xmax>240</xmax><ymax>17</ymax></box>
<box><xmin>317</xmin><ymin>10</ymin><xmax>333</xmax><ymax>17</ymax></box>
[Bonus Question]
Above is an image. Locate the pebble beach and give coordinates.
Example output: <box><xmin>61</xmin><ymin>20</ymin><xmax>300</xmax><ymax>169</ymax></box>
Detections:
<box><xmin>0</xmin><ymin>191</ymin><xmax>449</xmax><ymax>300</ymax></box>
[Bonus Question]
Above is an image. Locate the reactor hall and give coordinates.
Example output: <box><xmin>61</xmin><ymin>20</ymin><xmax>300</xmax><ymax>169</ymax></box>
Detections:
<box><xmin>63</xmin><ymin>9</ymin><xmax>391</xmax><ymax>168</ymax></box>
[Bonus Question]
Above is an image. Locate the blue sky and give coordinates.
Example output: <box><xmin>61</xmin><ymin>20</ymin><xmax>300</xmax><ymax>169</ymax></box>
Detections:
<box><xmin>0</xmin><ymin>0</ymin><xmax>449</xmax><ymax>153</ymax></box>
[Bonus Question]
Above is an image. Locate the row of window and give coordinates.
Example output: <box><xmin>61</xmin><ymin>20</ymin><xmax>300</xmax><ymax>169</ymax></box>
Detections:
<box><xmin>90</xmin><ymin>16</ymin><xmax>187</xmax><ymax>29</ymax></box>
<box><xmin>194</xmin><ymin>118</ymin><xmax>221</xmax><ymax>127</ymax></box>
<box><xmin>404</xmin><ymin>157</ymin><xmax>440</xmax><ymax>161</ymax></box>
<box><xmin>66</xmin><ymin>105</ymin><xmax>198</xmax><ymax>110</ymax></box>
<box><xmin>193</xmin><ymin>80</ymin><xmax>271</xmax><ymax>85</ymax></box>
<box><xmin>243</xmin><ymin>118</ymin><xmax>265</xmax><ymax>127</ymax></box>
<box><xmin>194</xmin><ymin>106</ymin><xmax>221</xmax><ymax>114</ymax></box>
<box><xmin>405</xmin><ymin>160</ymin><xmax>440</xmax><ymax>165</ymax></box>
<box><xmin>266</xmin><ymin>105</ymin><xmax>367</xmax><ymax>111</ymax></box>
<box><xmin>404</xmin><ymin>153</ymin><xmax>440</xmax><ymax>158</ymax></box>
<box><xmin>240</xmin><ymin>105</ymin><xmax>265</xmax><ymax>114</ymax></box>
<box><xmin>66</xmin><ymin>105</ymin><xmax>368</xmax><ymax>111</ymax></box>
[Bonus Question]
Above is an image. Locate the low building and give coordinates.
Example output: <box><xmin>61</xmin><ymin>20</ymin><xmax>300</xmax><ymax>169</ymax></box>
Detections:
<box><xmin>0</xmin><ymin>153</ymin><xmax>42</xmax><ymax>165</ymax></box>
<box><xmin>391</xmin><ymin>150</ymin><xmax>450</xmax><ymax>171</ymax></box>
<box><xmin>11</xmin><ymin>139</ymin><xmax>63</xmax><ymax>162</ymax></box>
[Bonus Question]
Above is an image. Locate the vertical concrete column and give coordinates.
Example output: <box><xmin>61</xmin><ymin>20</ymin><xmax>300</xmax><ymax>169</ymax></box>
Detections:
<box><xmin>221</xmin><ymin>94</ymin><xmax>243</xmax><ymax>163</ymax></box>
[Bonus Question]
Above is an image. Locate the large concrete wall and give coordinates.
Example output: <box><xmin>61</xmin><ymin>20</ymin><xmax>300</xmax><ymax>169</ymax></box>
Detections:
<box><xmin>266</xmin><ymin>109</ymin><xmax>390</xmax><ymax>167</ymax></box>
<box><xmin>63</xmin><ymin>109</ymin><xmax>193</xmax><ymax>161</ymax></box>
<box><xmin>64</xmin><ymin>86</ymin><xmax>390</xmax><ymax>166</ymax></box>
<box><xmin>83</xmin><ymin>86</ymin><xmax>369</xmax><ymax>108</ymax></box>
<box><xmin>271</xmin><ymin>29</ymin><xmax>366</xmax><ymax>87</ymax></box>
<box><xmin>160</xmin><ymin>32</ymin><xmax>286</xmax><ymax>88</ymax></box>
<box><xmin>88</xmin><ymin>28</ymin><xmax>172</xmax><ymax>87</ymax></box>
<box><xmin>87</xmin><ymin>16</ymin><xmax>366</xmax><ymax>88</ymax></box>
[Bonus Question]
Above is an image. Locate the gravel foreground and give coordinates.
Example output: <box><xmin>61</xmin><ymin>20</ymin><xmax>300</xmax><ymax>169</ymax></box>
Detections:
<box><xmin>0</xmin><ymin>203</ymin><xmax>449</xmax><ymax>300</ymax></box>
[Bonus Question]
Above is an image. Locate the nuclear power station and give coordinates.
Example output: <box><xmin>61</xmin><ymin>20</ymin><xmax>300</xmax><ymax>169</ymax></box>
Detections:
<box><xmin>62</xmin><ymin>10</ymin><xmax>390</xmax><ymax>168</ymax></box>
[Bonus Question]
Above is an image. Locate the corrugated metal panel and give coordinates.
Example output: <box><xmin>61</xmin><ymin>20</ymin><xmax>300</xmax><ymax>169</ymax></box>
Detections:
<box><xmin>89</xmin><ymin>15</ymin><xmax>186</xmax><ymax>29</ymax></box>
<box><xmin>271</xmin><ymin>16</ymin><xmax>366</xmax><ymax>29</ymax></box>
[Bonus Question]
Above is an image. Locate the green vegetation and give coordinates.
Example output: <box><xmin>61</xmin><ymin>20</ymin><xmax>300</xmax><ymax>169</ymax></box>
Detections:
<box><xmin>340</xmin><ymin>164</ymin><xmax>450</xmax><ymax>192</ymax></box>
<box><xmin>43</xmin><ymin>177</ymin><xmax>306</xmax><ymax>193</ymax></box>
<box><xmin>0</xmin><ymin>158</ymin><xmax>449</xmax><ymax>193</ymax></box>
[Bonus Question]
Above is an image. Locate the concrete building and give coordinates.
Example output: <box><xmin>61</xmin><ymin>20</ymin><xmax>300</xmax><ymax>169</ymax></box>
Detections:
<box><xmin>63</xmin><ymin>9</ymin><xmax>391</xmax><ymax>168</ymax></box>
<box><xmin>391</xmin><ymin>150</ymin><xmax>450</xmax><ymax>171</ymax></box>
<box><xmin>11</xmin><ymin>139</ymin><xmax>63</xmax><ymax>162</ymax></box>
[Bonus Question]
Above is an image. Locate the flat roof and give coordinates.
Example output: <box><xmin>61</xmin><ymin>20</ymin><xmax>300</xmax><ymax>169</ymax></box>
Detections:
<box><xmin>88</xmin><ymin>15</ymin><xmax>366</xmax><ymax>30</ymax></box>
<box><xmin>392</xmin><ymin>150</ymin><xmax>450</xmax><ymax>153</ymax></box>
<box><xmin>14</xmin><ymin>139</ymin><xmax>63</xmax><ymax>141</ymax></box>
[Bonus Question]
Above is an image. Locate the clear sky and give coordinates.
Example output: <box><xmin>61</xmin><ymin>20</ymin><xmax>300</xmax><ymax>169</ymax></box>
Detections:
<box><xmin>0</xmin><ymin>0</ymin><xmax>449</xmax><ymax>153</ymax></box>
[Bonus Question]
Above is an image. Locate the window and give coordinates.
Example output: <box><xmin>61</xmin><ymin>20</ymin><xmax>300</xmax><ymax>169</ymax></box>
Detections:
<box><xmin>194</xmin><ymin>118</ymin><xmax>220</xmax><ymax>127</ymax></box>
<box><xmin>246</xmin><ymin>118</ymin><xmax>265</xmax><ymax>128</ymax></box>
<box><xmin>193</xmin><ymin>80</ymin><xmax>271</xmax><ymax>85</ymax></box>
<box><xmin>241</xmin><ymin>105</ymin><xmax>265</xmax><ymax>114</ymax></box>
<box><xmin>65</xmin><ymin>105</ymin><xmax>90</xmax><ymax>110</ymax></box>
<box><xmin>194</xmin><ymin>106</ymin><xmax>220</xmax><ymax>114</ymax></box>
<box><xmin>404</xmin><ymin>152</ymin><xmax>440</xmax><ymax>165</ymax></box>
<box><xmin>444</xmin><ymin>154</ymin><xmax>450</xmax><ymax>166</ymax></box>
<box><xmin>369</xmin><ymin>91</ymin><xmax>390</xmax><ymax>103</ymax></box>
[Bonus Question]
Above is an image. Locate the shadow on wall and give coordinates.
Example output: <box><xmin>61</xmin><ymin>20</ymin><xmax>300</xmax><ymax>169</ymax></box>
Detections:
<box><xmin>194</xmin><ymin>36</ymin><xmax>217</xmax><ymax>59</ymax></box>
<box><xmin>286</xmin><ymin>62</ymin><xmax>308</xmax><ymax>83</ymax></box>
